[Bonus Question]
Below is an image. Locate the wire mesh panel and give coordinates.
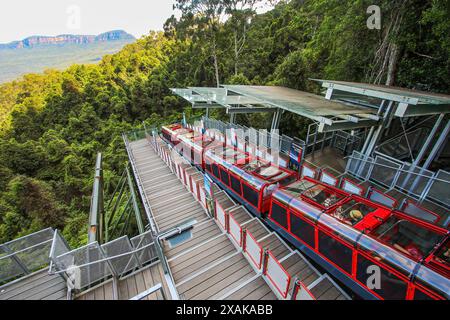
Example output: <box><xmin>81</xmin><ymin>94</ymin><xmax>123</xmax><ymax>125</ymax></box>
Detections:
<box><xmin>369</xmin><ymin>156</ymin><xmax>402</xmax><ymax>188</ymax></box>
<box><xmin>52</xmin><ymin>242</ymin><xmax>113</xmax><ymax>291</ymax></box>
<box><xmin>244</xmin><ymin>230</ymin><xmax>263</xmax><ymax>270</ymax></box>
<box><xmin>346</xmin><ymin>151</ymin><xmax>373</xmax><ymax>180</ymax></box>
<box><xmin>101</xmin><ymin>236</ymin><xmax>138</xmax><ymax>276</ymax></box>
<box><xmin>395</xmin><ymin>164</ymin><xmax>434</xmax><ymax>197</ymax></box>
<box><xmin>426</xmin><ymin>170</ymin><xmax>450</xmax><ymax>207</ymax></box>
<box><xmin>0</xmin><ymin>228</ymin><xmax>54</xmax><ymax>284</ymax></box>
<box><xmin>130</xmin><ymin>231</ymin><xmax>158</xmax><ymax>266</ymax></box>
<box><xmin>265</xmin><ymin>251</ymin><xmax>291</xmax><ymax>299</ymax></box>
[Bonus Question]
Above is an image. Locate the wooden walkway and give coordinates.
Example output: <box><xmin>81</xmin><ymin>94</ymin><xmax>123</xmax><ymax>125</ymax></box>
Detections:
<box><xmin>128</xmin><ymin>139</ymin><xmax>278</xmax><ymax>300</ymax></box>
<box><xmin>76</xmin><ymin>262</ymin><xmax>169</xmax><ymax>300</ymax></box>
<box><xmin>0</xmin><ymin>270</ymin><xmax>67</xmax><ymax>300</ymax></box>
<box><xmin>126</xmin><ymin>138</ymin><xmax>350</xmax><ymax>300</ymax></box>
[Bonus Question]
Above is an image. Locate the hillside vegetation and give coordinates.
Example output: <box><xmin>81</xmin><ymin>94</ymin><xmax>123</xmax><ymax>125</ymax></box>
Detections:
<box><xmin>0</xmin><ymin>0</ymin><xmax>448</xmax><ymax>247</ymax></box>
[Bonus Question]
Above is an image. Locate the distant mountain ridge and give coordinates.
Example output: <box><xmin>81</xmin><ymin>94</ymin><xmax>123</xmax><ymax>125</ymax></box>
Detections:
<box><xmin>0</xmin><ymin>30</ymin><xmax>135</xmax><ymax>50</ymax></box>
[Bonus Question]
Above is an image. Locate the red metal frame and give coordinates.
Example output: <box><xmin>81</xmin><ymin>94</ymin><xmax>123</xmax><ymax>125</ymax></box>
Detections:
<box><xmin>368</xmin><ymin>187</ymin><xmax>399</xmax><ymax>208</ymax></box>
<box><xmin>228</xmin><ymin>212</ymin><xmax>242</xmax><ymax>247</ymax></box>
<box><xmin>264</xmin><ymin>250</ymin><xmax>291</xmax><ymax>299</ymax></box>
<box><xmin>301</xmin><ymin>163</ymin><xmax>316</xmax><ymax>179</ymax></box>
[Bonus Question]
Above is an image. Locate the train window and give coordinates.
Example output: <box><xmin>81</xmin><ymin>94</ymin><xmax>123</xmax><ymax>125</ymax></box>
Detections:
<box><xmin>205</xmin><ymin>162</ymin><xmax>212</xmax><ymax>173</ymax></box>
<box><xmin>318</xmin><ymin>231</ymin><xmax>353</xmax><ymax>274</ymax></box>
<box><xmin>290</xmin><ymin>212</ymin><xmax>315</xmax><ymax>248</ymax></box>
<box><xmin>356</xmin><ymin>254</ymin><xmax>408</xmax><ymax>300</ymax></box>
<box><xmin>242</xmin><ymin>183</ymin><xmax>259</xmax><ymax>207</ymax></box>
<box><xmin>303</xmin><ymin>185</ymin><xmax>346</xmax><ymax>209</ymax></box>
<box><xmin>220</xmin><ymin>168</ymin><xmax>230</xmax><ymax>186</ymax></box>
<box><xmin>270</xmin><ymin>202</ymin><xmax>288</xmax><ymax>229</ymax></box>
<box><xmin>230</xmin><ymin>174</ymin><xmax>242</xmax><ymax>195</ymax></box>
<box><xmin>212</xmin><ymin>164</ymin><xmax>220</xmax><ymax>179</ymax></box>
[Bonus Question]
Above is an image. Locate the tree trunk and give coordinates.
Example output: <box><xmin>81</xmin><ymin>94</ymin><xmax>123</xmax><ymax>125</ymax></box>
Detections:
<box><xmin>385</xmin><ymin>43</ymin><xmax>400</xmax><ymax>86</ymax></box>
<box><xmin>211</xmin><ymin>35</ymin><xmax>220</xmax><ymax>88</ymax></box>
<box><xmin>234</xmin><ymin>31</ymin><xmax>238</xmax><ymax>76</ymax></box>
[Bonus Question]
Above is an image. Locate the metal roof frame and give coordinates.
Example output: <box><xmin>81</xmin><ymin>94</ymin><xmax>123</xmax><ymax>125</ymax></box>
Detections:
<box><xmin>170</xmin><ymin>85</ymin><xmax>380</xmax><ymax>133</ymax></box>
<box><xmin>314</xmin><ymin>79</ymin><xmax>450</xmax><ymax>118</ymax></box>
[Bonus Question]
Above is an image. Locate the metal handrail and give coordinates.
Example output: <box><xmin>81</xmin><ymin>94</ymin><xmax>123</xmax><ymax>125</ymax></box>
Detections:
<box><xmin>129</xmin><ymin>283</ymin><xmax>165</xmax><ymax>300</ymax></box>
<box><xmin>49</xmin><ymin>241</ymin><xmax>157</xmax><ymax>276</ymax></box>
<box><xmin>122</xmin><ymin>133</ymin><xmax>159</xmax><ymax>233</ymax></box>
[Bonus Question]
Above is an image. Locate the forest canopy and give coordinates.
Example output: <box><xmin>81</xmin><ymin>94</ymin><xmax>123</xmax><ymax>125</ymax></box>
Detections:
<box><xmin>0</xmin><ymin>0</ymin><xmax>448</xmax><ymax>247</ymax></box>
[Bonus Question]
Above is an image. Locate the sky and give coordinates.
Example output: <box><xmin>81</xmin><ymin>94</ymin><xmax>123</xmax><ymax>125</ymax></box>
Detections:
<box><xmin>0</xmin><ymin>1</ymin><xmax>275</xmax><ymax>43</ymax></box>
<box><xmin>0</xmin><ymin>0</ymin><xmax>178</xmax><ymax>43</ymax></box>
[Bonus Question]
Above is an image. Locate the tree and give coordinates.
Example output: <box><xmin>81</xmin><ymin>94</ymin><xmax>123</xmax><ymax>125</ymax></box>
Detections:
<box><xmin>174</xmin><ymin>0</ymin><xmax>227</xmax><ymax>87</ymax></box>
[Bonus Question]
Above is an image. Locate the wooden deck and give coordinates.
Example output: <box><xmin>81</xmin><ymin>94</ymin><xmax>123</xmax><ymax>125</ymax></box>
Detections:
<box><xmin>128</xmin><ymin>139</ymin><xmax>278</xmax><ymax>300</ymax></box>
<box><xmin>76</xmin><ymin>262</ymin><xmax>169</xmax><ymax>300</ymax></box>
<box><xmin>0</xmin><ymin>269</ymin><xmax>67</xmax><ymax>300</ymax></box>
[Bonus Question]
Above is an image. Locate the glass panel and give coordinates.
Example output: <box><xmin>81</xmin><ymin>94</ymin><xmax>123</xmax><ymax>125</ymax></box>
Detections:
<box><xmin>290</xmin><ymin>213</ymin><xmax>315</xmax><ymax>248</ymax></box>
<box><xmin>282</xmin><ymin>180</ymin><xmax>316</xmax><ymax>198</ymax></box>
<box><xmin>220</xmin><ymin>168</ymin><xmax>230</xmax><ymax>186</ymax></box>
<box><xmin>303</xmin><ymin>185</ymin><xmax>346</xmax><ymax>209</ymax></box>
<box><xmin>329</xmin><ymin>199</ymin><xmax>378</xmax><ymax>226</ymax></box>
<box><xmin>318</xmin><ymin>230</ymin><xmax>353</xmax><ymax>274</ymax></box>
<box><xmin>212</xmin><ymin>164</ymin><xmax>220</xmax><ymax>179</ymax></box>
<box><xmin>356</xmin><ymin>253</ymin><xmax>408</xmax><ymax>300</ymax></box>
<box><xmin>270</xmin><ymin>202</ymin><xmax>288</xmax><ymax>229</ymax></box>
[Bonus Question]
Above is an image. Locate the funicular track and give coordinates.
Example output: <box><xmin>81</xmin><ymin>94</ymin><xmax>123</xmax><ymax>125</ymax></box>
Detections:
<box><xmin>126</xmin><ymin>135</ymin><xmax>350</xmax><ymax>300</ymax></box>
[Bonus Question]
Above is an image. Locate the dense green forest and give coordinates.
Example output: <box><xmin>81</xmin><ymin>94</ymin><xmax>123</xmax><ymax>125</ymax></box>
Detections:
<box><xmin>0</xmin><ymin>0</ymin><xmax>448</xmax><ymax>247</ymax></box>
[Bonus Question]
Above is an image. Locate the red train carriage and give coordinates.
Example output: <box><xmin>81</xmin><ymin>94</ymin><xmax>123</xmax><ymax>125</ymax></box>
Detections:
<box><xmin>267</xmin><ymin>177</ymin><xmax>450</xmax><ymax>300</ymax></box>
<box><xmin>158</xmin><ymin>122</ymin><xmax>449</xmax><ymax>300</ymax></box>
<box><xmin>204</xmin><ymin>144</ymin><xmax>297</xmax><ymax>217</ymax></box>
<box><xmin>161</xmin><ymin>123</ymin><xmax>191</xmax><ymax>146</ymax></box>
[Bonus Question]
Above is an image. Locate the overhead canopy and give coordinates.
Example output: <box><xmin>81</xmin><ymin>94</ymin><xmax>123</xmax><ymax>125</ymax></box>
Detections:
<box><xmin>314</xmin><ymin>79</ymin><xmax>450</xmax><ymax>117</ymax></box>
<box><xmin>170</xmin><ymin>85</ymin><xmax>380</xmax><ymax>132</ymax></box>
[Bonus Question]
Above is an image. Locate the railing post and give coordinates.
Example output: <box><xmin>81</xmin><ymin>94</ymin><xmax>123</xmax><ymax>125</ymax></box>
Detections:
<box><xmin>242</xmin><ymin>229</ymin><xmax>247</xmax><ymax>251</ymax></box>
<box><xmin>291</xmin><ymin>278</ymin><xmax>301</xmax><ymax>300</ymax></box>
<box><xmin>262</xmin><ymin>250</ymin><xmax>270</xmax><ymax>275</ymax></box>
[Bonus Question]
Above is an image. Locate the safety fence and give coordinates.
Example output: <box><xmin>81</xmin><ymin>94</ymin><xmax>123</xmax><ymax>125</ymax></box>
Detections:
<box><xmin>48</xmin><ymin>229</ymin><xmax>158</xmax><ymax>292</ymax></box>
<box><xmin>150</xmin><ymin>130</ymin><xmax>299</xmax><ymax>299</ymax></box>
<box><xmin>0</xmin><ymin>228</ymin><xmax>55</xmax><ymax>285</ymax></box>
<box><xmin>292</xmin><ymin>280</ymin><xmax>316</xmax><ymax>300</ymax></box>
<box><xmin>346</xmin><ymin>151</ymin><xmax>450</xmax><ymax>208</ymax></box>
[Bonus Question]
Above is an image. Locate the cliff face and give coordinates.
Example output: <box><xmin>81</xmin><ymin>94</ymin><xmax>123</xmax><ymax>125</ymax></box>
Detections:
<box><xmin>0</xmin><ymin>30</ymin><xmax>135</xmax><ymax>50</ymax></box>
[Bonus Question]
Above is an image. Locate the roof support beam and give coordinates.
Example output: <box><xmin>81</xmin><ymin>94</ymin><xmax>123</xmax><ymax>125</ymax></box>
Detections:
<box><xmin>318</xmin><ymin>120</ymin><xmax>379</xmax><ymax>133</ymax></box>
<box><xmin>395</xmin><ymin>103</ymin><xmax>450</xmax><ymax>117</ymax></box>
<box><xmin>226</xmin><ymin>107</ymin><xmax>278</xmax><ymax>114</ymax></box>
